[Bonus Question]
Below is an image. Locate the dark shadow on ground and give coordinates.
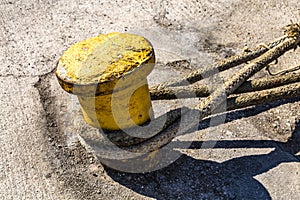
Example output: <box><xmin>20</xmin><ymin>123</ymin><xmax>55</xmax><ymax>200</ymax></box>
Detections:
<box><xmin>104</xmin><ymin>99</ymin><xmax>300</xmax><ymax>200</ymax></box>
<box><xmin>105</xmin><ymin>150</ymin><xmax>295</xmax><ymax>199</ymax></box>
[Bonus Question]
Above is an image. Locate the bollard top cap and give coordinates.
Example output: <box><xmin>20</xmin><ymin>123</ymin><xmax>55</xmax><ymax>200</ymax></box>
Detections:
<box><xmin>55</xmin><ymin>32</ymin><xmax>155</xmax><ymax>94</ymax></box>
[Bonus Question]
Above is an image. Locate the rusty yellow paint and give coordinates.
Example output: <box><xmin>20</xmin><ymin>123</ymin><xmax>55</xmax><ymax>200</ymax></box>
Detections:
<box><xmin>56</xmin><ymin>32</ymin><xmax>153</xmax><ymax>85</ymax></box>
<box><xmin>56</xmin><ymin>32</ymin><xmax>155</xmax><ymax>130</ymax></box>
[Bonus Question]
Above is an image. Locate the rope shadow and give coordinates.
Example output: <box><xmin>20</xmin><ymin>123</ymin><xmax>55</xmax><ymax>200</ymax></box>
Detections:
<box><xmin>103</xmin><ymin>99</ymin><xmax>300</xmax><ymax>199</ymax></box>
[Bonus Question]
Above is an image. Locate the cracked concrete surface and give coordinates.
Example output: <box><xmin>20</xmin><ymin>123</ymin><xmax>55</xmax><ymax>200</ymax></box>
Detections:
<box><xmin>1</xmin><ymin>0</ymin><xmax>299</xmax><ymax>199</ymax></box>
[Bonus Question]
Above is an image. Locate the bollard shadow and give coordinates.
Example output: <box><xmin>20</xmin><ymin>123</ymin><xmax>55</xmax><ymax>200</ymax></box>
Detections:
<box><xmin>104</xmin><ymin>98</ymin><xmax>300</xmax><ymax>200</ymax></box>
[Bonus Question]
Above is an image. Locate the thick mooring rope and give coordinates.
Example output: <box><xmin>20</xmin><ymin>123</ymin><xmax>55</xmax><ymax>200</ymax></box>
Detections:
<box><xmin>105</xmin><ymin>22</ymin><xmax>300</xmax><ymax>152</ymax></box>
<box><xmin>149</xmin><ymin>35</ymin><xmax>288</xmax><ymax>92</ymax></box>
<box><xmin>150</xmin><ymin>70</ymin><xmax>300</xmax><ymax>100</ymax></box>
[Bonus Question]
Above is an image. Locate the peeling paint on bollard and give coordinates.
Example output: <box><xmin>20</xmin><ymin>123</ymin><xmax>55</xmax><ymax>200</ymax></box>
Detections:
<box><xmin>56</xmin><ymin>32</ymin><xmax>155</xmax><ymax>130</ymax></box>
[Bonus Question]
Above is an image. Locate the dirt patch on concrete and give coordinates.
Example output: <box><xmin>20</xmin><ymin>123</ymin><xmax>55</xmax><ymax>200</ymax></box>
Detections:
<box><xmin>34</xmin><ymin>74</ymin><xmax>124</xmax><ymax>200</ymax></box>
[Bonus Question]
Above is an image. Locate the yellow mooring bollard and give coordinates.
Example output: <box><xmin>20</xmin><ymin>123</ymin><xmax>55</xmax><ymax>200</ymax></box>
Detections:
<box><xmin>55</xmin><ymin>32</ymin><xmax>155</xmax><ymax>130</ymax></box>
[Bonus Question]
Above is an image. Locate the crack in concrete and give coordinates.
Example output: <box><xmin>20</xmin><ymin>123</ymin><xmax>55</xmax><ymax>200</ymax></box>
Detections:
<box><xmin>0</xmin><ymin>74</ymin><xmax>36</xmax><ymax>78</ymax></box>
<box><xmin>0</xmin><ymin>68</ymin><xmax>57</xmax><ymax>79</ymax></box>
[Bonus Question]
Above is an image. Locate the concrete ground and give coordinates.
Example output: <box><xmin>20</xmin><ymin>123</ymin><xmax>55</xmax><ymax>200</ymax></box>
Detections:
<box><xmin>0</xmin><ymin>0</ymin><xmax>299</xmax><ymax>199</ymax></box>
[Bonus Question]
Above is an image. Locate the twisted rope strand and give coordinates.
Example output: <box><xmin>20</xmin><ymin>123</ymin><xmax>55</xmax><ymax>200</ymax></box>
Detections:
<box><xmin>150</xmin><ymin>69</ymin><xmax>300</xmax><ymax>100</ymax></box>
<box><xmin>121</xmin><ymin>26</ymin><xmax>300</xmax><ymax>152</ymax></box>
<box><xmin>149</xmin><ymin>35</ymin><xmax>288</xmax><ymax>93</ymax></box>
<box><xmin>102</xmin><ymin>22</ymin><xmax>300</xmax><ymax>151</ymax></box>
